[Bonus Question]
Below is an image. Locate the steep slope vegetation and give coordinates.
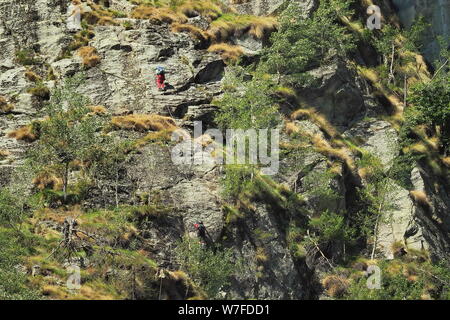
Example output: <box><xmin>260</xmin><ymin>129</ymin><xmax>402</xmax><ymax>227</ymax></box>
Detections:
<box><xmin>0</xmin><ymin>0</ymin><xmax>449</xmax><ymax>300</ymax></box>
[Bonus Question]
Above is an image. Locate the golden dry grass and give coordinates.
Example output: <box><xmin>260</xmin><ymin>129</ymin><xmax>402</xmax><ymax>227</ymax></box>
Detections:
<box><xmin>322</xmin><ymin>275</ymin><xmax>349</xmax><ymax>298</ymax></box>
<box><xmin>111</xmin><ymin>114</ymin><xmax>177</xmax><ymax>132</ymax></box>
<box><xmin>171</xmin><ymin>23</ymin><xmax>209</xmax><ymax>42</ymax></box>
<box><xmin>134</xmin><ymin>130</ymin><xmax>174</xmax><ymax>148</ymax></box>
<box><xmin>77</xmin><ymin>46</ymin><xmax>101</xmax><ymax>68</ymax></box>
<box><xmin>7</xmin><ymin>125</ymin><xmax>39</xmax><ymax>142</ymax></box>
<box><xmin>442</xmin><ymin>157</ymin><xmax>450</xmax><ymax>168</ymax></box>
<box><xmin>87</xmin><ymin>105</ymin><xmax>107</xmax><ymax>115</ymax></box>
<box><xmin>83</xmin><ymin>2</ymin><xmax>119</xmax><ymax>26</ymax></box>
<box><xmin>169</xmin><ymin>270</ymin><xmax>189</xmax><ymax>282</ymax></box>
<box><xmin>0</xmin><ymin>96</ymin><xmax>14</xmax><ymax>114</ymax></box>
<box><xmin>131</xmin><ymin>5</ymin><xmax>187</xmax><ymax>24</ymax></box>
<box><xmin>410</xmin><ymin>190</ymin><xmax>431</xmax><ymax>208</ymax></box>
<box><xmin>0</xmin><ymin>149</ymin><xmax>10</xmax><ymax>159</ymax></box>
<box><xmin>33</xmin><ymin>171</ymin><xmax>63</xmax><ymax>191</ymax></box>
<box><xmin>275</xmin><ymin>86</ymin><xmax>297</xmax><ymax>100</ymax></box>
<box><xmin>208</xmin><ymin>43</ymin><xmax>243</xmax><ymax>61</ymax></box>
<box><xmin>176</xmin><ymin>0</ymin><xmax>223</xmax><ymax>20</ymax></box>
<box><xmin>284</xmin><ymin>121</ymin><xmax>301</xmax><ymax>136</ymax></box>
<box><xmin>255</xmin><ymin>247</ymin><xmax>268</xmax><ymax>263</ymax></box>
<box><xmin>291</xmin><ymin>108</ymin><xmax>338</xmax><ymax>139</ymax></box>
<box><xmin>41</xmin><ymin>285</ymin><xmax>70</xmax><ymax>298</ymax></box>
<box><xmin>207</xmin><ymin>14</ymin><xmax>277</xmax><ymax>42</ymax></box>
<box><xmin>25</xmin><ymin>70</ymin><xmax>42</xmax><ymax>82</ymax></box>
<box><xmin>403</xmin><ymin>142</ymin><xmax>428</xmax><ymax>155</ymax></box>
<box><xmin>357</xmin><ymin>66</ymin><xmax>404</xmax><ymax>119</ymax></box>
<box><xmin>311</xmin><ymin>134</ymin><xmax>355</xmax><ymax>170</ymax></box>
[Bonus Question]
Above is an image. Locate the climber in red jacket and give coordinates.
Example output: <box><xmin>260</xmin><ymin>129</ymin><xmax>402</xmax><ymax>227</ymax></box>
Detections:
<box><xmin>155</xmin><ymin>66</ymin><xmax>166</xmax><ymax>91</ymax></box>
<box><xmin>194</xmin><ymin>221</ymin><xmax>211</xmax><ymax>249</ymax></box>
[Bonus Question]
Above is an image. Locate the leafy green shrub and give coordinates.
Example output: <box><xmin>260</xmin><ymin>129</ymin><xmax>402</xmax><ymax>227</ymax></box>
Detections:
<box><xmin>26</xmin><ymin>75</ymin><xmax>109</xmax><ymax>202</ymax></box>
<box><xmin>260</xmin><ymin>0</ymin><xmax>355</xmax><ymax>86</ymax></box>
<box><xmin>344</xmin><ymin>259</ymin><xmax>450</xmax><ymax>300</ymax></box>
<box><xmin>0</xmin><ymin>231</ymin><xmax>41</xmax><ymax>299</ymax></box>
<box><xmin>409</xmin><ymin>80</ymin><xmax>450</xmax><ymax>151</ymax></box>
<box><xmin>215</xmin><ymin>66</ymin><xmax>281</xmax><ymax>130</ymax></box>
<box><xmin>307</xmin><ymin>210</ymin><xmax>354</xmax><ymax>245</ymax></box>
<box><xmin>221</xmin><ymin>164</ymin><xmax>255</xmax><ymax>200</ymax></box>
<box><xmin>175</xmin><ymin>235</ymin><xmax>239</xmax><ymax>299</ymax></box>
<box><xmin>15</xmin><ymin>50</ymin><xmax>38</xmax><ymax>66</ymax></box>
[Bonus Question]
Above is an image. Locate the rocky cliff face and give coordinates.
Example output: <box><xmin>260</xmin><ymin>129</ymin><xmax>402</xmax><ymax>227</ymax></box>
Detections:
<box><xmin>223</xmin><ymin>0</ymin><xmax>284</xmax><ymax>15</ymax></box>
<box><xmin>0</xmin><ymin>0</ymin><xmax>449</xmax><ymax>300</ymax></box>
<box><xmin>0</xmin><ymin>0</ymin><xmax>313</xmax><ymax>299</ymax></box>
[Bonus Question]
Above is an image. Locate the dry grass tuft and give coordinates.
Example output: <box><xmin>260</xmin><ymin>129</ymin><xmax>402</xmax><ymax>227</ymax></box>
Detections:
<box><xmin>275</xmin><ymin>86</ymin><xmax>297</xmax><ymax>100</ymax></box>
<box><xmin>248</xmin><ymin>17</ymin><xmax>278</xmax><ymax>39</ymax></box>
<box><xmin>28</xmin><ymin>85</ymin><xmax>50</xmax><ymax>100</ymax></box>
<box><xmin>410</xmin><ymin>190</ymin><xmax>431</xmax><ymax>208</ymax></box>
<box><xmin>284</xmin><ymin>121</ymin><xmax>300</xmax><ymax>136</ymax></box>
<box><xmin>77</xmin><ymin>46</ymin><xmax>101</xmax><ymax>68</ymax></box>
<box><xmin>25</xmin><ymin>70</ymin><xmax>42</xmax><ymax>82</ymax></box>
<box><xmin>77</xmin><ymin>46</ymin><xmax>101</xmax><ymax>67</ymax></box>
<box><xmin>83</xmin><ymin>2</ymin><xmax>119</xmax><ymax>26</ymax></box>
<box><xmin>134</xmin><ymin>130</ymin><xmax>174</xmax><ymax>148</ymax></box>
<box><xmin>322</xmin><ymin>275</ymin><xmax>349</xmax><ymax>298</ymax></box>
<box><xmin>131</xmin><ymin>5</ymin><xmax>187</xmax><ymax>24</ymax></box>
<box><xmin>311</xmin><ymin>134</ymin><xmax>355</xmax><ymax>170</ymax></box>
<box><xmin>33</xmin><ymin>171</ymin><xmax>63</xmax><ymax>191</ymax></box>
<box><xmin>207</xmin><ymin>14</ymin><xmax>277</xmax><ymax>42</ymax></box>
<box><xmin>169</xmin><ymin>270</ymin><xmax>189</xmax><ymax>282</ymax></box>
<box><xmin>171</xmin><ymin>23</ymin><xmax>209</xmax><ymax>42</ymax></box>
<box><xmin>176</xmin><ymin>0</ymin><xmax>223</xmax><ymax>20</ymax></box>
<box><xmin>111</xmin><ymin>114</ymin><xmax>177</xmax><ymax>132</ymax></box>
<box><xmin>7</xmin><ymin>124</ymin><xmax>40</xmax><ymax>142</ymax></box>
<box><xmin>0</xmin><ymin>96</ymin><xmax>14</xmax><ymax>114</ymax></box>
<box><xmin>208</xmin><ymin>43</ymin><xmax>243</xmax><ymax>61</ymax></box>
<box><xmin>291</xmin><ymin>108</ymin><xmax>338</xmax><ymax>139</ymax></box>
<box><xmin>255</xmin><ymin>247</ymin><xmax>268</xmax><ymax>263</ymax></box>
<box><xmin>87</xmin><ymin>105</ymin><xmax>107</xmax><ymax>115</ymax></box>
<box><xmin>0</xmin><ymin>149</ymin><xmax>11</xmax><ymax>159</ymax></box>
<box><xmin>442</xmin><ymin>157</ymin><xmax>450</xmax><ymax>168</ymax></box>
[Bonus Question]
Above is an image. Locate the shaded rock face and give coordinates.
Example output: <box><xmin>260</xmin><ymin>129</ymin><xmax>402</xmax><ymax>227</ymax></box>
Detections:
<box><xmin>299</xmin><ymin>62</ymin><xmax>366</xmax><ymax>129</ymax></box>
<box><xmin>392</xmin><ymin>0</ymin><xmax>450</xmax><ymax>64</ymax></box>
<box><xmin>226</xmin><ymin>205</ymin><xmax>308</xmax><ymax>299</ymax></box>
<box><xmin>412</xmin><ymin>166</ymin><xmax>450</xmax><ymax>262</ymax></box>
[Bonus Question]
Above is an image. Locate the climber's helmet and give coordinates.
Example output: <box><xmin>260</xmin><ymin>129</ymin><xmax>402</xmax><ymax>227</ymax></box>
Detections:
<box><xmin>155</xmin><ymin>66</ymin><xmax>165</xmax><ymax>75</ymax></box>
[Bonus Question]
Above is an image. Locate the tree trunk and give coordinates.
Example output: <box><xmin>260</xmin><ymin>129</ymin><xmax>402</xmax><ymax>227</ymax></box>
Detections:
<box><xmin>371</xmin><ymin>201</ymin><xmax>384</xmax><ymax>260</ymax></box>
<box><xmin>388</xmin><ymin>42</ymin><xmax>395</xmax><ymax>84</ymax></box>
<box><xmin>115</xmin><ymin>168</ymin><xmax>119</xmax><ymax>208</ymax></box>
<box><xmin>63</xmin><ymin>162</ymin><xmax>69</xmax><ymax>202</ymax></box>
<box><xmin>403</xmin><ymin>75</ymin><xmax>408</xmax><ymax>107</ymax></box>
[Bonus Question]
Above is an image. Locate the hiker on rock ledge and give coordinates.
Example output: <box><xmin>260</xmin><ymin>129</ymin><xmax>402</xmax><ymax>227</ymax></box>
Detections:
<box><xmin>155</xmin><ymin>66</ymin><xmax>166</xmax><ymax>91</ymax></box>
